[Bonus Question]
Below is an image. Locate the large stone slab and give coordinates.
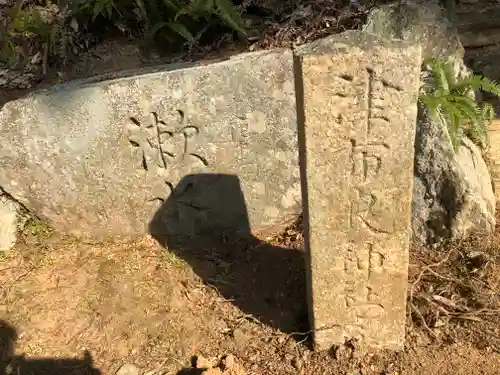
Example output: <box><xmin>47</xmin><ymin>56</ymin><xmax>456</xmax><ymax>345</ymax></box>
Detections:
<box><xmin>0</xmin><ymin>50</ymin><xmax>300</xmax><ymax>237</ymax></box>
<box><xmin>295</xmin><ymin>32</ymin><xmax>421</xmax><ymax>350</ymax></box>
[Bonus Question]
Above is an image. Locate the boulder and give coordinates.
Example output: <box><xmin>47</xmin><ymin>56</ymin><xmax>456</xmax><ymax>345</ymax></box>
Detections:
<box><xmin>364</xmin><ymin>1</ymin><xmax>496</xmax><ymax>244</ymax></box>
<box><xmin>412</xmin><ymin>109</ymin><xmax>495</xmax><ymax>244</ymax></box>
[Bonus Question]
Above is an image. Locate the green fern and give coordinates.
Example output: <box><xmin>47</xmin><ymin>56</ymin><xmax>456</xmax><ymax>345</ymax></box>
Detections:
<box><xmin>213</xmin><ymin>0</ymin><xmax>247</xmax><ymax>37</ymax></box>
<box><xmin>175</xmin><ymin>0</ymin><xmax>247</xmax><ymax>37</ymax></box>
<box><xmin>192</xmin><ymin>0</ymin><xmax>215</xmax><ymax>14</ymax></box>
<box><xmin>1</xmin><ymin>0</ymin><xmax>248</xmax><ymax>73</ymax></box>
<box><xmin>419</xmin><ymin>58</ymin><xmax>500</xmax><ymax>151</ymax></box>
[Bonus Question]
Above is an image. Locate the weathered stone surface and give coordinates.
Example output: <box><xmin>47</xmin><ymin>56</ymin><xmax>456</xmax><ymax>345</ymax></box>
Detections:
<box><xmin>0</xmin><ymin>50</ymin><xmax>300</xmax><ymax>237</ymax></box>
<box><xmin>455</xmin><ymin>7</ymin><xmax>500</xmax><ymax>48</ymax></box>
<box><xmin>296</xmin><ymin>32</ymin><xmax>421</xmax><ymax>350</ymax></box>
<box><xmin>364</xmin><ymin>1</ymin><xmax>496</xmax><ymax>244</ymax></box>
<box><xmin>363</xmin><ymin>0</ymin><xmax>463</xmax><ymax>61</ymax></box>
<box><xmin>412</xmin><ymin>111</ymin><xmax>496</xmax><ymax>244</ymax></box>
<box><xmin>0</xmin><ymin>192</ymin><xmax>19</xmax><ymax>251</ymax></box>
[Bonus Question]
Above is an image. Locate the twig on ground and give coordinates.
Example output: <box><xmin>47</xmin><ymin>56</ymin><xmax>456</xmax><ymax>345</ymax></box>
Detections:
<box><xmin>5</xmin><ymin>266</ymin><xmax>35</xmax><ymax>295</ymax></box>
<box><xmin>203</xmin><ymin>282</ymin><xmax>236</xmax><ymax>303</ymax></box>
<box><xmin>411</xmin><ymin>303</ymin><xmax>437</xmax><ymax>337</ymax></box>
<box><xmin>432</xmin><ymin>295</ymin><xmax>469</xmax><ymax>312</ymax></box>
<box><xmin>409</xmin><ymin>249</ymin><xmax>455</xmax><ymax>330</ymax></box>
<box><xmin>235</xmin><ymin>313</ymin><xmax>262</xmax><ymax>325</ymax></box>
<box><xmin>426</xmin><ymin>267</ymin><xmax>457</xmax><ymax>283</ymax></box>
<box><xmin>453</xmin><ymin>314</ymin><xmax>483</xmax><ymax>322</ymax></box>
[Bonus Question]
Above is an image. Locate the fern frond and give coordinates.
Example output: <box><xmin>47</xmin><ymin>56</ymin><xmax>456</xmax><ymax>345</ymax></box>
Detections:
<box><xmin>190</xmin><ymin>0</ymin><xmax>215</xmax><ymax>14</ymax></box>
<box><xmin>471</xmin><ymin>102</ymin><xmax>495</xmax><ymax>146</ymax></box>
<box><xmin>134</xmin><ymin>0</ymin><xmax>148</xmax><ymax>21</ymax></box>
<box><xmin>175</xmin><ymin>0</ymin><xmax>213</xmax><ymax>21</ymax></box>
<box><xmin>425</xmin><ymin>58</ymin><xmax>451</xmax><ymax>94</ymax></box>
<box><xmin>441</xmin><ymin>59</ymin><xmax>456</xmax><ymax>88</ymax></box>
<box><xmin>482</xmin><ymin>102</ymin><xmax>495</xmax><ymax>124</ymax></box>
<box><xmin>162</xmin><ymin>0</ymin><xmax>180</xmax><ymax>12</ymax></box>
<box><xmin>167</xmin><ymin>22</ymin><xmax>194</xmax><ymax>41</ymax></box>
<box><xmin>419</xmin><ymin>58</ymin><xmax>500</xmax><ymax>151</ymax></box>
<box><xmin>454</xmin><ymin>74</ymin><xmax>500</xmax><ymax>97</ymax></box>
<box><xmin>419</xmin><ymin>93</ymin><xmax>442</xmax><ymax>116</ymax></box>
<box><xmin>439</xmin><ymin>99</ymin><xmax>464</xmax><ymax>126</ymax></box>
<box><xmin>465</xmin><ymin>114</ymin><xmax>488</xmax><ymax>147</ymax></box>
<box><xmin>449</xmin><ymin>94</ymin><xmax>480</xmax><ymax>119</ymax></box>
<box><xmin>439</xmin><ymin>99</ymin><xmax>465</xmax><ymax>150</ymax></box>
<box><xmin>467</xmin><ymin>122</ymin><xmax>488</xmax><ymax>146</ymax></box>
<box><xmin>214</xmin><ymin>0</ymin><xmax>247</xmax><ymax>36</ymax></box>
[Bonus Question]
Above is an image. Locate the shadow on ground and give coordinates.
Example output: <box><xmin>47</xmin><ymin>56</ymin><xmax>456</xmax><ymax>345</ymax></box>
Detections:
<box><xmin>176</xmin><ymin>370</ymin><xmax>203</xmax><ymax>375</ymax></box>
<box><xmin>0</xmin><ymin>320</ymin><xmax>101</xmax><ymax>375</ymax></box>
<box><xmin>149</xmin><ymin>174</ymin><xmax>308</xmax><ymax>334</ymax></box>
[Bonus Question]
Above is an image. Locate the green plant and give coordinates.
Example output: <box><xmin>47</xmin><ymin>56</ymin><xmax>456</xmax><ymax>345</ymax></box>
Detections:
<box><xmin>0</xmin><ymin>0</ymin><xmax>29</xmax><ymax>66</ymax></box>
<box><xmin>24</xmin><ymin>218</ymin><xmax>54</xmax><ymax>239</ymax></box>
<box><xmin>0</xmin><ymin>2</ymin><xmax>67</xmax><ymax>71</ymax></box>
<box><xmin>83</xmin><ymin>0</ymin><xmax>247</xmax><ymax>44</ymax></box>
<box><xmin>139</xmin><ymin>0</ymin><xmax>247</xmax><ymax>45</ymax></box>
<box><xmin>1</xmin><ymin>0</ymin><xmax>247</xmax><ymax>73</ymax></box>
<box><xmin>178</xmin><ymin>0</ymin><xmax>248</xmax><ymax>36</ymax></box>
<box><xmin>419</xmin><ymin>58</ymin><xmax>500</xmax><ymax>150</ymax></box>
<box><xmin>90</xmin><ymin>0</ymin><xmax>123</xmax><ymax>20</ymax></box>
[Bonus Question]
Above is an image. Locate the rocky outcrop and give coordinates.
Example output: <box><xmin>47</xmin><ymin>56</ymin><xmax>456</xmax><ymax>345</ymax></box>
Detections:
<box><xmin>412</xmin><ymin>108</ymin><xmax>495</xmax><ymax>244</ymax></box>
<box><xmin>364</xmin><ymin>1</ymin><xmax>496</xmax><ymax>245</ymax></box>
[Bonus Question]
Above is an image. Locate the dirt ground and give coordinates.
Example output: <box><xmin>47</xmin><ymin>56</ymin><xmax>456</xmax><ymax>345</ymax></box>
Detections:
<box><xmin>1</xmin><ymin>216</ymin><xmax>500</xmax><ymax>375</ymax></box>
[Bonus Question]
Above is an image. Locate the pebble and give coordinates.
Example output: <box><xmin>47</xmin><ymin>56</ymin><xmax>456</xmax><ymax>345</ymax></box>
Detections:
<box><xmin>223</xmin><ymin>354</ymin><xmax>235</xmax><ymax>369</ymax></box>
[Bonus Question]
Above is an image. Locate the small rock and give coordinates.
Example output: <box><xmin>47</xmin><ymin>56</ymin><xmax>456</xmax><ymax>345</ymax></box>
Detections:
<box><xmin>115</xmin><ymin>363</ymin><xmax>139</xmax><ymax>375</ymax></box>
<box><xmin>222</xmin><ymin>354</ymin><xmax>235</xmax><ymax>370</ymax></box>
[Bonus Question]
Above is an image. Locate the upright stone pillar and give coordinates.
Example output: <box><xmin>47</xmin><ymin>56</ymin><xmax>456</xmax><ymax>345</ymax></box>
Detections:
<box><xmin>295</xmin><ymin>31</ymin><xmax>421</xmax><ymax>350</ymax></box>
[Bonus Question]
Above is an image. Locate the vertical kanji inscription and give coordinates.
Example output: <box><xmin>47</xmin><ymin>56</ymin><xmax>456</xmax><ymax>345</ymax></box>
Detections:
<box><xmin>298</xmin><ymin>41</ymin><xmax>420</xmax><ymax>351</ymax></box>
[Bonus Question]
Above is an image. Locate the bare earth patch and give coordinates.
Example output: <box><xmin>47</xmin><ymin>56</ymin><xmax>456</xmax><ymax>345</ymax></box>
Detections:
<box><xmin>1</xmin><ymin>219</ymin><xmax>500</xmax><ymax>375</ymax></box>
